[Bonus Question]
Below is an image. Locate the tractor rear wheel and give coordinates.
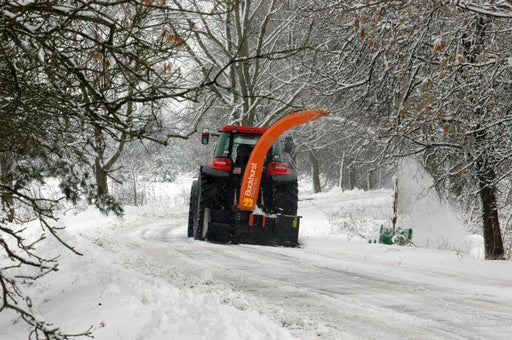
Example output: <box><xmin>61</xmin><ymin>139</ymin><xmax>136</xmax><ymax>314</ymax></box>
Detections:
<box><xmin>194</xmin><ymin>175</ymin><xmax>208</xmax><ymax>240</ymax></box>
<box><xmin>272</xmin><ymin>181</ymin><xmax>298</xmax><ymax>215</ymax></box>
<box><xmin>194</xmin><ymin>172</ymin><xmax>232</xmax><ymax>240</ymax></box>
<box><xmin>187</xmin><ymin>180</ymin><xmax>198</xmax><ymax>237</ymax></box>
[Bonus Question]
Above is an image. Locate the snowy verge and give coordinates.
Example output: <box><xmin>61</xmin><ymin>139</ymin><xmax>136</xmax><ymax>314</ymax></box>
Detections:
<box><xmin>0</xmin><ymin>190</ymin><xmax>295</xmax><ymax>340</ymax></box>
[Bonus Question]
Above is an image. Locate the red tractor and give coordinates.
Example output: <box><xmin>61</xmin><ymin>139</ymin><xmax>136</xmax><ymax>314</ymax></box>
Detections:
<box><xmin>188</xmin><ymin>110</ymin><xmax>328</xmax><ymax>246</ymax></box>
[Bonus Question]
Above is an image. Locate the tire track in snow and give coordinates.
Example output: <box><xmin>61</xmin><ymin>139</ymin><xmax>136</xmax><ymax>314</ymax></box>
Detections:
<box><xmin>117</xmin><ymin>217</ymin><xmax>512</xmax><ymax>339</ymax></box>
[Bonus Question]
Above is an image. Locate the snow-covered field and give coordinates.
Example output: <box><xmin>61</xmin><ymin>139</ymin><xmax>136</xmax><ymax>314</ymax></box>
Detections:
<box><xmin>1</xmin><ymin>176</ymin><xmax>512</xmax><ymax>339</ymax></box>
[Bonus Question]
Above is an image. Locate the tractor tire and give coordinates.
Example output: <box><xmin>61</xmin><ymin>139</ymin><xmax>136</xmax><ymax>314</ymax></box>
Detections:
<box><xmin>194</xmin><ymin>172</ymin><xmax>232</xmax><ymax>241</ymax></box>
<box><xmin>193</xmin><ymin>175</ymin><xmax>207</xmax><ymax>240</ymax></box>
<box><xmin>272</xmin><ymin>180</ymin><xmax>298</xmax><ymax>216</ymax></box>
<box><xmin>187</xmin><ymin>180</ymin><xmax>198</xmax><ymax>238</ymax></box>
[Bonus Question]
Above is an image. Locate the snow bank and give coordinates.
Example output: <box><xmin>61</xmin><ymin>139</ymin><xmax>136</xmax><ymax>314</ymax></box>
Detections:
<box><xmin>299</xmin><ymin>187</ymin><xmax>391</xmax><ymax>241</ymax></box>
<box><xmin>0</xmin><ymin>176</ymin><xmax>295</xmax><ymax>340</ymax></box>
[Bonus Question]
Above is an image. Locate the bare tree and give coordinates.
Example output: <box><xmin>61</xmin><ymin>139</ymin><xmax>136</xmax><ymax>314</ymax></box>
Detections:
<box><xmin>284</xmin><ymin>2</ymin><xmax>396</xmax><ymax>192</ymax></box>
<box><xmin>173</xmin><ymin>0</ymin><xmax>315</xmax><ymax>126</ymax></box>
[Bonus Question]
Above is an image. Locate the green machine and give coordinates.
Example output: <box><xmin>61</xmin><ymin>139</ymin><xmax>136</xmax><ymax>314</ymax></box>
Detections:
<box><xmin>379</xmin><ymin>225</ymin><xmax>413</xmax><ymax>245</ymax></box>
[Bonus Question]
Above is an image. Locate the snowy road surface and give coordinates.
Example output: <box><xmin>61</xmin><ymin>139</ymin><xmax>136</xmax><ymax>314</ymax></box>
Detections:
<box><xmin>124</xmin><ymin>215</ymin><xmax>512</xmax><ymax>339</ymax></box>
<box><xmin>1</xmin><ymin>184</ymin><xmax>512</xmax><ymax>339</ymax></box>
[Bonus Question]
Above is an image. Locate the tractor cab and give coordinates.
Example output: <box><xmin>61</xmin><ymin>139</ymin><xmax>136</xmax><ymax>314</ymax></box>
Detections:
<box><xmin>202</xmin><ymin>125</ymin><xmax>292</xmax><ymax>176</ymax></box>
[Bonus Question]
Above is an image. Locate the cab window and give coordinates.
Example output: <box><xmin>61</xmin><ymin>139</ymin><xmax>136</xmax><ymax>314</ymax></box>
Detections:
<box><xmin>214</xmin><ymin>132</ymin><xmax>285</xmax><ymax>163</ymax></box>
<box><xmin>214</xmin><ymin>132</ymin><xmax>231</xmax><ymax>158</ymax></box>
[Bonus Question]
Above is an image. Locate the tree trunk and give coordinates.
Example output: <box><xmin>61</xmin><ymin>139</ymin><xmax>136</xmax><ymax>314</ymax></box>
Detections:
<box><xmin>0</xmin><ymin>150</ymin><xmax>15</xmax><ymax>222</ymax></box>
<box><xmin>131</xmin><ymin>167</ymin><xmax>138</xmax><ymax>206</ymax></box>
<box><xmin>92</xmin><ymin>107</ymin><xmax>127</xmax><ymax>198</ymax></box>
<box><xmin>95</xmin><ymin>156</ymin><xmax>109</xmax><ymax>197</ymax></box>
<box><xmin>310</xmin><ymin>151</ymin><xmax>321</xmax><ymax>193</ymax></box>
<box><xmin>94</xmin><ymin>123</ymin><xmax>109</xmax><ymax>197</ymax></box>
<box><xmin>348</xmin><ymin>166</ymin><xmax>357</xmax><ymax>190</ymax></box>
<box><xmin>338</xmin><ymin>152</ymin><xmax>345</xmax><ymax>191</ymax></box>
<box><xmin>368</xmin><ymin>168</ymin><xmax>377</xmax><ymax>190</ymax></box>
<box><xmin>463</xmin><ymin>16</ymin><xmax>503</xmax><ymax>259</ymax></box>
<box><xmin>476</xmin><ymin>153</ymin><xmax>505</xmax><ymax>260</ymax></box>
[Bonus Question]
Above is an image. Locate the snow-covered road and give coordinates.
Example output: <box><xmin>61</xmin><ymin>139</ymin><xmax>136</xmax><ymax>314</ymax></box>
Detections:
<box><xmin>2</xmin><ymin>184</ymin><xmax>512</xmax><ymax>339</ymax></box>
<box><xmin>114</xmin><ymin>190</ymin><xmax>512</xmax><ymax>340</ymax></box>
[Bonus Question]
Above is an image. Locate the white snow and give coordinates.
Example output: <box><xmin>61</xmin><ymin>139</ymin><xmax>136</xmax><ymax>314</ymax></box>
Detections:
<box><xmin>396</xmin><ymin>160</ymin><xmax>472</xmax><ymax>251</ymax></box>
<box><xmin>1</xmin><ymin>173</ymin><xmax>511</xmax><ymax>339</ymax></box>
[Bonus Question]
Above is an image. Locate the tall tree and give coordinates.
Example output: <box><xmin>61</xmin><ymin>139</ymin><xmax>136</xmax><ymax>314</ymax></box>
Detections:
<box><xmin>174</xmin><ymin>0</ymin><xmax>314</xmax><ymax>126</ymax></box>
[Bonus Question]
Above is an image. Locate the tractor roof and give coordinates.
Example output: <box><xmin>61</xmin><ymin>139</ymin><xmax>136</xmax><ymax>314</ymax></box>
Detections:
<box><xmin>220</xmin><ymin>125</ymin><xmax>268</xmax><ymax>134</ymax></box>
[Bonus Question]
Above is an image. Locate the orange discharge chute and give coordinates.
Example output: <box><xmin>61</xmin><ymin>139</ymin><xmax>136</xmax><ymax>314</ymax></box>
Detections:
<box><xmin>237</xmin><ymin>110</ymin><xmax>330</xmax><ymax>211</ymax></box>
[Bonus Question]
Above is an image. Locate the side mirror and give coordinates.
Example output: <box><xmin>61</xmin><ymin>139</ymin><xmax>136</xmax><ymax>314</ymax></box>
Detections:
<box><xmin>201</xmin><ymin>129</ymin><xmax>210</xmax><ymax>145</ymax></box>
<box><xmin>283</xmin><ymin>136</ymin><xmax>293</xmax><ymax>154</ymax></box>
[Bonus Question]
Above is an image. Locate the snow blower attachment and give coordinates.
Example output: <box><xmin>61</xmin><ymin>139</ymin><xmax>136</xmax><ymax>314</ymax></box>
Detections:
<box><xmin>188</xmin><ymin>110</ymin><xmax>329</xmax><ymax>246</ymax></box>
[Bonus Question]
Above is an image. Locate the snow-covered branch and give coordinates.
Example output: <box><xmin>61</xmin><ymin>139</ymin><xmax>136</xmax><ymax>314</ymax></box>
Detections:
<box><xmin>457</xmin><ymin>0</ymin><xmax>512</xmax><ymax>18</ymax></box>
